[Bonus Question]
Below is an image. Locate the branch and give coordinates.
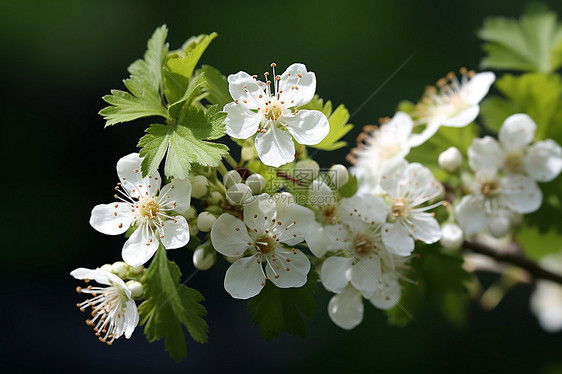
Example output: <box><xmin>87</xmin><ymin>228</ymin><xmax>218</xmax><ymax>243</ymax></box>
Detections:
<box><xmin>463</xmin><ymin>240</ymin><xmax>562</xmax><ymax>285</ymax></box>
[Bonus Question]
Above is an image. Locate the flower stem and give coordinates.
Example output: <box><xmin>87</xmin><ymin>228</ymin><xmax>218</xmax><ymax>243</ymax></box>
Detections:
<box><xmin>224</xmin><ymin>154</ymin><xmax>238</xmax><ymax>169</ymax></box>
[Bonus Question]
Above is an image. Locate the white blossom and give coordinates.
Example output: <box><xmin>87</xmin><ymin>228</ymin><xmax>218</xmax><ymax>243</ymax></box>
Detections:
<box><xmin>71</xmin><ymin>267</ymin><xmax>139</xmax><ymax>345</ymax></box>
<box><xmin>90</xmin><ymin>153</ymin><xmax>191</xmax><ymax>266</ymax></box>
<box><xmin>224</xmin><ymin>63</ymin><xmax>329</xmax><ymax>167</ymax></box>
<box><xmin>210</xmin><ymin>194</ymin><xmax>314</xmax><ymax>299</ymax></box>
<box><xmin>530</xmin><ymin>252</ymin><xmax>562</xmax><ymax>333</ymax></box>
<box><xmin>410</xmin><ymin>70</ymin><xmax>495</xmax><ymax>146</ymax></box>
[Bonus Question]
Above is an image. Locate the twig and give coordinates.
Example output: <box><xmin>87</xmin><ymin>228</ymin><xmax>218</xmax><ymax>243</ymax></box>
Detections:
<box><xmin>463</xmin><ymin>240</ymin><xmax>562</xmax><ymax>285</ymax></box>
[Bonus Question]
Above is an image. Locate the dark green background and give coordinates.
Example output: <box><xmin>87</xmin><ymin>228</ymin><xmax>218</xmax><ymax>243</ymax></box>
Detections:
<box><xmin>2</xmin><ymin>0</ymin><xmax>561</xmax><ymax>372</ymax></box>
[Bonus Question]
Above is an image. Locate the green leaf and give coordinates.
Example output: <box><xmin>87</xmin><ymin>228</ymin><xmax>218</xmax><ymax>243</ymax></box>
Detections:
<box><xmin>479</xmin><ymin>96</ymin><xmax>519</xmax><ymax>133</ymax></box>
<box><xmin>167</xmin><ymin>72</ymin><xmax>206</xmax><ymax>118</ymax></box>
<box><xmin>163</xmin><ymin>33</ymin><xmax>217</xmax><ymax>105</ymax></box>
<box><xmin>100</xmin><ymin>25</ymin><xmax>169</xmax><ymax>127</ymax></box>
<box><xmin>138</xmin><ymin>246</ymin><xmax>208</xmax><ymax>362</ymax></box>
<box><xmin>199</xmin><ymin>64</ymin><xmax>232</xmax><ymax>108</ymax></box>
<box><xmin>138</xmin><ymin>105</ymin><xmax>228</xmax><ymax>179</ymax></box>
<box><xmin>387</xmin><ymin>246</ymin><xmax>470</xmax><ymax>327</ymax></box>
<box><xmin>337</xmin><ymin>174</ymin><xmax>358</xmax><ymax>198</ymax></box>
<box><xmin>478</xmin><ymin>5</ymin><xmax>562</xmax><ymax>73</ymax></box>
<box><xmin>516</xmin><ymin>225</ymin><xmax>562</xmax><ymax>261</ymax></box>
<box><xmin>300</xmin><ymin>95</ymin><xmax>353</xmax><ymax>151</ymax></box>
<box><xmin>247</xmin><ymin>271</ymin><xmax>318</xmax><ymax>340</ymax></box>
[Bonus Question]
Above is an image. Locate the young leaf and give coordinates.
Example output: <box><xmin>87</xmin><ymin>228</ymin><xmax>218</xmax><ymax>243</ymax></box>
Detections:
<box><xmin>478</xmin><ymin>5</ymin><xmax>562</xmax><ymax>73</ymax></box>
<box><xmin>247</xmin><ymin>271</ymin><xmax>318</xmax><ymax>340</ymax></box>
<box><xmin>199</xmin><ymin>65</ymin><xmax>232</xmax><ymax>108</ymax></box>
<box><xmin>138</xmin><ymin>246</ymin><xmax>208</xmax><ymax>362</ymax></box>
<box><xmin>100</xmin><ymin>25</ymin><xmax>170</xmax><ymax>127</ymax></box>
<box><xmin>138</xmin><ymin>105</ymin><xmax>228</xmax><ymax>179</ymax></box>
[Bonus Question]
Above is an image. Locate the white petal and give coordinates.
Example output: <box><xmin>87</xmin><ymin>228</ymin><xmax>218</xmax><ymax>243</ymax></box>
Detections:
<box><xmin>274</xmin><ymin>203</ymin><xmax>315</xmax><ymax>245</ymax></box>
<box><xmin>158</xmin><ymin>179</ymin><xmax>191</xmax><ymax>214</ymax></box>
<box><xmin>227</xmin><ymin>71</ymin><xmax>266</xmax><ymax>110</ymax></box>
<box><xmin>90</xmin><ymin>203</ymin><xmax>136</xmax><ymax>235</ymax></box>
<box><xmin>501</xmin><ymin>175</ymin><xmax>543</xmax><ymax>214</ymax></box>
<box><xmin>525</xmin><ymin>139</ymin><xmax>562</xmax><ymax>182</ymax></box>
<box><xmin>117</xmin><ymin>153</ymin><xmax>161</xmax><ymax>199</ymax></box>
<box><xmin>378</xmin><ymin>158</ymin><xmax>409</xmax><ymax>197</ymax></box>
<box><xmin>323</xmin><ymin>224</ymin><xmax>353</xmax><ymax>252</ymax></box>
<box><xmin>211</xmin><ymin>213</ymin><xmax>253</xmax><ymax>257</ymax></box>
<box><xmin>402</xmin><ymin>162</ymin><xmax>442</xmax><ymax>205</ymax></box>
<box><xmin>122</xmin><ymin>223</ymin><xmax>159</xmax><ymax>266</ymax></box>
<box><xmin>531</xmin><ymin>280</ymin><xmax>562</xmax><ymax>333</ymax></box>
<box><xmin>224</xmin><ymin>255</ymin><xmax>266</xmax><ymax>299</ymax></box>
<box><xmin>160</xmin><ymin>216</ymin><xmax>190</xmax><ymax>249</ymax></box>
<box><xmin>309</xmin><ymin>180</ymin><xmax>335</xmax><ymax>208</ymax></box>
<box><xmin>123</xmin><ymin>298</ymin><xmax>140</xmax><ymax>339</ymax></box>
<box><xmin>305</xmin><ymin>222</ymin><xmax>328</xmax><ymax>257</ymax></box>
<box><xmin>243</xmin><ymin>194</ymin><xmax>277</xmax><ymax>236</ymax></box>
<box><xmin>278</xmin><ymin>63</ymin><xmax>316</xmax><ymax>107</ymax></box>
<box><xmin>461</xmin><ymin>72</ymin><xmax>495</xmax><ymax>105</ymax></box>
<box><xmin>328</xmin><ymin>286</ymin><xmax>364</xmax><ymax>330</ymax></box>
<box><xmin>468</xmin><ymin>136</ymin><xmax>504</xmax><ymax>173</ymax></box>
<box><xmin>255</xmin><ymin>125</ymin><xmax>295</xmax><ymax>167</ymax></box>
<box><xmin>339</xmin><ymin>194</ymin><xmax>388</xmax><ymax>225</ymax></box>
<box><xmin>70</xmin><ymin>267</ymin><xmax>113</xmax><ymax>286</ymax></box>
<box><xmin>499</xmin><ymin>113</ymin><xmax>536</xmax><ymax>150</ymax></box>
<box><xmin>224</xmin><ymin>102</ymin><xmax>263</xmax><ymax>139</ymax></box>
<box><xmin>350</xmin><ymin>255</ymin><xmax>382</xmax><ymax>298</ymax></box>
<box><xmin>455</xmin><ymin>195</ymin><xmax>488</xmax><ymax>234</ymax></box>
<box><xmin>370</xmin><ymin>277</ymin><xmax>401</xmax><ymax>310</ymax></box>
<box><xmin>382</xmin><ymin>221</ymin><xmax>415</xmax><ymax>256</ymax></box>
<box><xmin>282</xmin><ymin>110</ymin><xmax>329</xmax><ymax>145</ymax></box>
<box><xmin>266</xmin><ymin>247</ymin><xmax>310</xmax><ymax>288</ymax></box>
<box><xmin>408</xmin><ymin>123</ymin><xmax>440</xmax><ymax>147</ymax></box>
<box><xmin>409</xmin><ymin>212</ymin><xmax>442</xmax><ymax>244</ymax></box>
<box><xmin>321</xmin><ymin>256</ymin><xmax>353</xmax><ymax>293</ymax></box>
<box><xmin>441</xmin><ymin>105</ymin><xmax>480</xmax><ymax>127</ymax></box>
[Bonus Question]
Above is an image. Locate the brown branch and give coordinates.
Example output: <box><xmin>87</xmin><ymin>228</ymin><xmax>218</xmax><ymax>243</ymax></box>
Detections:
<box><xmin>463</xmin><ymin>240</ymin><xmax>562</xmax><ymax>285</ymax></box>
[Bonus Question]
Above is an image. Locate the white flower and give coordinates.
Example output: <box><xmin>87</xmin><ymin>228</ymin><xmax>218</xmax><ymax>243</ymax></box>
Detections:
<box><xmin>90</xmin><ymin>153</ymin><xmax>191</xmax><ymax>266</ymax></box>
<box><xmin>350</xmin><ymin>112</ymin><xmax>414</xmax><ymax>193</ymax></box>
<box><xmin>210</xmin><ymin>194</ymin><xmax>314</xmax><ymax>299</ymax></box>
<box><xmin>455</xmin><ymin>170</ymin><xmax>542</xmax><ymax>235</ymax></box>
<box><xmin>530</xmin><ymin>252</ymin><xmax>562</xmax><ymax>333</ymax></box>
<box><xmin>409</xmin><ymin>69</ymin><xmax>495</xmax><ymax>146</ymax></box>
<box><xmin>470</xmin><ymin>114</ymin><xmax>562</xmax><ymax>182</ymax></box>
<box><xmin>305</xmin><ymin>180</ymin><xmax>340</xmax><ymax>258</ymax></box>
<box><xmin>379</xmin><ymin>160</ymin><xmax>443</xmax><ymax>256</ymax></box>
<box><xmin>224</xmin><ymin>63</ymin><xmax>330</xmax><ymax>167</ymax></box>
<box><xmin>71</xmin><ymin>267</ymin><xmax>139</xmax><ymax>344</ymax></box>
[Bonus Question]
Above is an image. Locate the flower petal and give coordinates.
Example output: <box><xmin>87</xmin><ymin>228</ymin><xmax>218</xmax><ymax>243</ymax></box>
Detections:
<box><xmin>378</xmin><ymin>158</ymin><xmax>410</xmax><ymax>197</ymax></box>
<box><xmin>525</xmin><ymin>139</ymin><xmax>562</xmax><ymax>182</ymax></box>
<box><xmin>158</xmin><ymin>178</ymin><xmax>191</xmax><ymax>214</ymax></box>
<box><xmin>243</xmin><ymin>194</ymin><xmax>277</xmax><ymax>236</ymax></box>
<box><xmin>117</xmin><ymin>153</ymin><xmax>161</xmax><ymax>199</ymax></box>
<box><xmin>227</xmin><ymin>71</ymin><xmax>266</xmax><ymax>110</ymax></box>
<box><xmin>224</xmin><ymin>255</ymin><xmax>266</xmax><ymax>299</ymax></box>
<box><xmin>499</xmin><ymin>113</ymin><xmax>536</xmax><ymax>150</ymax></box>
<box><xmin>340</xmin><ymin>194</ymin><xmax>388</xmax><ymax>225</ymax></box>
<box><xmin>382</xmin><ymin>221</ymin><xmax>415</xmax><ymax>256</ymax></box>
<box><xmin>321</xmin><ymin>256</ymin><xmax>353</xmax><ymax>293</ymax></box>
<box><xmin>442</xmin><ymin>105</ymin><xmax>480</xmax><ymax>127</ymax></box>
<box><xmin>211</xmin><ymin>213</ymin><xmax>254</xmax><ymax>257</ymax></box>
<box><xmin>461</xmin><ymin>72</ymin><xmax>495</xmax><ymax>105</ymax></box>
<box><xmin>274</xmin><ymin>203</ymin><xmax>315</xmax><ymax>245</ymax></box>
<box><xmin>408</xmin><ymin>123</ymin><xmax>440</xmax><ymax>147</ymax></box>
<box><xmin>266</xmin><ymin>247</ymin><xmax>310</xmax><ymax>288</ymax></box>
<box><xmin>409</xmin><ymin>212</ymin><xmax>442</xmax><ymax>244</ymax></box>
<box><xmin>90</xmin><ymin>203</ymin><xmax>136</xmax><ymax>235</ymax></box>
<box><xmin>468</xmin><ymin>136</ymin><xmax>504</xmax><ymax>173</ymax></box>
<box><xmin>278</xmin><ymin>63</ymin><xmax>316</xmax><ymax>107</ymax></box>
<box><xmin>255</xmin><ymin>125</ymin><xmax>295</xmax><ymax>167</ymax></box>
<box><xmin>224</xmin><ymin>102</ymin><xmax>263</xmax><ymax>139</ymax></box>
<box><xmin>455</xmin><ymin>195</ymin><xmax>488</xmax><ymax>235</ymax></box>
<box><xmin>123</xmin><ymin>298</ymin><xmax>140</xmax><ymax>339</ymax></box>
<box><xmin>370</xmin><ymin>277</ymin><xmax>401</xmax><ymax>310</ymax></box>
<box><xmin>160</xmin><ymin>216</ymin><xmax>190</xmax><ymax>249</ymax></box>
<box><xmin>70</xmin><ymin>267</ymin><xmax>117</xmax><ymax>286</ymax></box>
<box><xmin>350</xmin><ymin>255</ymin><xmax>382</xmax><ymax>298</ymax></box>
<box><xmin>309</xmin><ymin>180</ymin><xmax>335</xmax><ymax>208</ymax></box>
<box><xmin>328</xmin><ymin>286</ymin><xmax>364</xmax><ymax>330</ymax></box>
<box><xmin>122</xmin><ymin>223</ymin><xmax>159</xmax><ymax>266</ymax></box>
<box><xmin>305</xmin><ymin>222</ymin><xmax>328</xmax><ymax>257</ymax></box>
<box><xmin>282</xmin><ymin>110</ymin><xmax>329</xmax><ymax>145</ymax></box>
<box><xmin>402</xmin><ymin>162</ymin><xmax>442</xmax><ymax>206</ymax></box>
<box><xmin>501</xmin><ymin>175</ymin><xmax>543</xmax><ymax>214</ymax></box>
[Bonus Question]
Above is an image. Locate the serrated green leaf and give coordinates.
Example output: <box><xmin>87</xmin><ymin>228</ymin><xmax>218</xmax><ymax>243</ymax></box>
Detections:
<box><xmin>168</xmin><ymin>72</ymin><xmax>206</xmax><ymax>118</ymax></box>
<box><xmin>100</xmin><ymin>25</ymin><xmax>169</xmax><ymax>127</ymax></box>
<box><xmin>199</xmin><ymin>65</ymin><xmax>232</xmax><ymax>108</ymax></box>
<box><xmin>478</xmin><ymin>5</ymin><xmax>562</xmax><ymax>73</ymax></box>
<box><xmin>247</xmin><ymin>271</ymin><xmax>318</xmax><ymax>340</ymax></box>
<box><xmin>138</xmin><ymin>105</ymin><xmax>228</xmax><ymax>178</ymax></box>
<box><xmin>163</xmin><ymin>33</ymin><xmax>217</xmax><ymax>106</ymax></box>
<box><xmin>138</xmin><ymin>246</ymin><xmax>208</xmax><ymax>362</ymax></box>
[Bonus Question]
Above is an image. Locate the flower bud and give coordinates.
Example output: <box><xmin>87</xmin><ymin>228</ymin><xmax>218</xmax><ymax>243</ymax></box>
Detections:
<box><xmin>328</xmin><ymin>164</ymin><xmax>349</xmax><ymax>189</ymax></box>
<box><xmin>100</xmin><ymin>264</ymin><xmax>113</xmax><ymax>273</ymax></box>
<box><xmin>208</xmin><ymin>191</ymin><xmax>225</xmax><ymax>206</ymax></box>
<box><xmin>189</xmin><ymin>222</ymin><xmax>199</xmax><ymax>236</ymax></box>
<box><xmin>223</xmin><ymin>170</ymin><xmax>242</xmax><ymax>189</ymax></box>
<box><xmin>225</xmin><ymin>255</ymin><xmax>243</xmax><ymax>264</ymax></box>
<box><xmin>226</xmin><ymin>183</ymin><xmax>253</xmax><ymax>205</ymax></box>
<box><xmin>126</xmin><ymin>280</ymin><xmax>144</xmax><ymax>298</ymax></box>
<box><xmin>271</xmin><ymin>192</ymin><xmax>296</xmax><ymax>207</ymax></box>
<box><xmin>182</xmin><ymin>206</ymin><xmax>197</xmax><ymax>221</ymax></box>
<box><xmin>438</xmin><ymin>147</ymin><xmax>463</xmax><ymax>172</ymax></box>
<box><xmin>440</xmin><ymin>223</ymin><xmax>464</xmax><ymax>249</ymax></box>
<box><xmin>131</xmin><ymin>265</ymin><xmax>144</xmax><ymax>275</ymax></box>
<box><xmin>111</xmin><ymin>261</ymin><xmax>129</xmax><ymax>278</ymax></box>
<box><xmin>295</xmin><ymin>160</ymin><xmax>319</xmax><ymax>183</ymax></box>
<box><xmin>193</xmin><ymin>246</ymin><xmax>217</xmax><ymax>271</ymax></box>
<box><xmin>245</xmin><ymin>173</ymin><xmax>266</xmax><ymax>194</ymax></box>
<box><xmin>489</xmin><ymin>215</ymin><xmax>511</xmax><ymax>238</ymax></box>
<box><xmin>197</xmin><ymin>212</ymin><xmax>217</xmax><ymax>232</ymax></box>
<box><xmin>189</xmin><ymin>175</ymin><xmax>209</xmax><ymax>199</ymax></box>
